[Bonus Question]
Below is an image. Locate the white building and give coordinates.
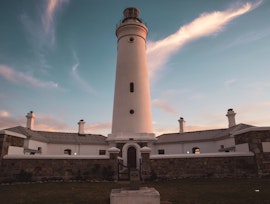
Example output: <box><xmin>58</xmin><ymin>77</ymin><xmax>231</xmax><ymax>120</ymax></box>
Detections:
<box><xmin>0</xmin><ymin>8</ymin><xmax>263</xmax><ymax>170</ymax></box>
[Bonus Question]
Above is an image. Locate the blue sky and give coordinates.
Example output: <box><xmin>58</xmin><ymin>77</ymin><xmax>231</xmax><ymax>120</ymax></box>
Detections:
<box><xmin>0</xmin><ymin>0</ymin><xmax>270</xmax><ymax>135</ymax></box>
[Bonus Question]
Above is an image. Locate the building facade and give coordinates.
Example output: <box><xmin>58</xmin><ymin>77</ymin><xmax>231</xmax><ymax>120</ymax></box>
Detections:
<box><xmin>0</xmin><ymin>8</ymin><xmax>270</xmax><ymax>181</ymax></box>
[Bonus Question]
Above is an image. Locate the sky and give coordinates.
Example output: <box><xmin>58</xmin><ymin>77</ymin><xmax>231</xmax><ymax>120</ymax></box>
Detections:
<box><xmin>0</xmin><ymin>0</ymin><xmax>270</xmax><ymax>135</ymax></box>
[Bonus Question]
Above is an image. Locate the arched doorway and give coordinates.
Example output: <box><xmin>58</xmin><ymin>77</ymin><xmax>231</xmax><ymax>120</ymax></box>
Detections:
<box><xmin>127</xmin><ymin>146</ymin><xmax>137</xmax><ymax>169</ymax></box>
<box><xmin>122</xmin><ymin>143</ymin><xmax>141</xmax><ymax>169</ymax></box>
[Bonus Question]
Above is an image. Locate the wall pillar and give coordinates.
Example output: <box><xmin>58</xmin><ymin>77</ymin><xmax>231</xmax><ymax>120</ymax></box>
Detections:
<box><xmin>108</xmin><ymin>147</ymin><xmax>120</xmax><ymax>181</ymax></box>
<box><xmin>140</xmin><ymin>146</ymin><xmax>151</xmax><ymax>181</ymax></box>
<box><xmin>234</xmin><ymin>129</ymin><xmax>270</xmax><ymax>178</ymax></box>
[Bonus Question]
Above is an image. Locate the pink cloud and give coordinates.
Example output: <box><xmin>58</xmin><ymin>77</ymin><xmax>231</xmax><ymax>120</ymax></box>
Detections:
<box><xmin>35</xmin><ymin>113</ymin><xmax>70</xmax><ymax>131</ymax></box>
<box><xmin>147</xmin><ymin>1</ymin><xmax>262</xmax><ymax>79</ymax></box>
<box><xmin>152</xmin><ymin>99</ymin><xmax>178</xmax><ymax>115</ymax></box>
<box><xmin>0</xmin><ymin>115</ymin><xmax>24</xmax><ymax>129</ymax></box>
<box><xmin>238</xmin><ymin>102</ymin><xmax>270</xmax><ymax>126</ymax></box>
<box><xmin>86</xmin><ymin>122</ymin><xmax>112</xmax><ymax>132</ymax></box>
<box><xmin>0</xmin><ymin>65</ymin><xmax>58</xmax><ymax>88</ymax></box>
<box><xmin>0</xmin><ymin>111</ymin><xmax>9</xmax><ymax>118</ymax></box>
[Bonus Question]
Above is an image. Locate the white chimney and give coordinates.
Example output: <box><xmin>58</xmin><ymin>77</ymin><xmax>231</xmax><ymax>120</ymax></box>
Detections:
<box><xmin>226</xmin><ymin>109</ymin><xmax>236</xmax><ymax>128</ymax></box>
<box><xmin>178</xmin><ymin>117</ymin><xmax>186</xmax><ymax>133</ymax></box>
<box><xmin>26</xmin><ymin>111</ymin><xmax>35</xmax><ymax>130</ymax></box>
<box><xmin>78</xmin><ymin>119</ymin><xmax>85</xmax><ymax>135</ymax></box>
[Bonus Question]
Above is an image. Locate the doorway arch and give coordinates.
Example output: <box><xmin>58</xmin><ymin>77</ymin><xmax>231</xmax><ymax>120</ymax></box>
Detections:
<box><xmin>122</xmin><ymin>143</ymin><xmax>141</xmax><ymax>169</ymax></box>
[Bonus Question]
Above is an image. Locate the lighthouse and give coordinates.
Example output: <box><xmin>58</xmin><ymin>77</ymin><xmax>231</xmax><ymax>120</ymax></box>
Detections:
<box><xmin>108</xmin><ymin>8</ymin><xmax>155</xmax><ymax>168</ymax></box>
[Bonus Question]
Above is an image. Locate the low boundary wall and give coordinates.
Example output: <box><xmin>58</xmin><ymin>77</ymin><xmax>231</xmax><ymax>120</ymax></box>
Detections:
<box><xmin>0</xmin><ymin>155</ymin><xmax>118</xmax><ymax>183</ymax></box>
<box><xmin>145</xmin><ymin>152</ymin><xmax>257</xmax><ymax>179</ymax></box>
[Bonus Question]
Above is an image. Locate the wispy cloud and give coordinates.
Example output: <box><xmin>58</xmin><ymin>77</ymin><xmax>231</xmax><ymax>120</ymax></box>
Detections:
<box><xmin>42</xmin><ymin>0</ymin><xmax>69</xmax><ymax>46</ymax></box>
<box><xmin>152</xmin><ymin>99</ymin><xmax>178</xmax><ymax>115</ymax></box>
<box><xmin>224</xmin><ymin>28</ymin><xmax>270</xmax><ymax>50</ymax></box>
<box><xmin>71</xmin><ymin>52</ymin><xmax>96</xmax><ymax>94</ymax></box>
<box><xmin>21</xmin><ymin>0</ymin><xmax>68</xmax><ymax>48</ymax></box>
<box><xmin>224</xmin><ymin>78</ymin><xmax>238</xmax><ymax>89</ymax></box>
<box><xmin>20</xmin><ymin>0</ymin><xmax>68</xmax><ymax>71</ymax></box>
<box><xmin>0</xmin><ymin>65</ymin><xmax>58</xmax><ymax>88</ymax></box>
<box><xmin>147</xmin><ymin>1</ymin><xmax>262</xmax><ymax>79</ymax></box>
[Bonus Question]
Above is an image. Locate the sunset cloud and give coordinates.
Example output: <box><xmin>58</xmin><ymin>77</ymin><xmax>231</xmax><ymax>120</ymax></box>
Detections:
<box><xmin>185</xmin><ymin>124</ymin><xmax>225</xmax><ymax>132</ymax></box>
<box><xmin>147</xmin><ymin>1</ymin><xmax>262</xmax><ymax>79</ymax></box>
<box><xmin>86</xmin><ymin>122</ymin><xmax>112</xmax><ymax>134</ymax></box>
<box><xmin>0</xmin><ymin>111</ymin><xmax>9</xmax><ymax>117</ymax></box>
<box><xmin>0</xmin><ymin>112</ymin><xmax>25</xmax><ymax>129</ymax></box>
<box><xmin>154</xmin><ymin>127</ymin><xmax>179</xmax><ymax>136</ymax></box>
<box><xmin>239</xmin><ymin>102</ymin><xmax>270</xmax><ymax>114</ymax></box>
<box><xmin>0</xmin><ymin>65</ymin><xmax>58</xmax><ymax>88</ymax></box>
<box><xmin>35</xmin><ymin>113</ymin><xmax>70</xmax><ymax>131</ymax></box>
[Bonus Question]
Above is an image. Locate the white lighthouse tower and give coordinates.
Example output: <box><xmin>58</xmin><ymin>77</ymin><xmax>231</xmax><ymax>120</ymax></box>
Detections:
<box><xmin>108</xmin><ymin>7</ymin><xmax>155</xmax><ymax>168</ymax></box>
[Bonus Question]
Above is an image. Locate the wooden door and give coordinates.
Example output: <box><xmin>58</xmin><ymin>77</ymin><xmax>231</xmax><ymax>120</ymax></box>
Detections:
<box><xmin>127</xmin><ymin>146</ymin><xmax>136</xmax><ymax>169</ymax></box>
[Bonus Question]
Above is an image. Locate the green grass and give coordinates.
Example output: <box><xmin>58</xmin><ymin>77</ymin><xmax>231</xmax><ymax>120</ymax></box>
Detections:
<box><xmin>0</xmin><ymin>179</ymin><xmax>269</xmax><ymax>204</ymax></box>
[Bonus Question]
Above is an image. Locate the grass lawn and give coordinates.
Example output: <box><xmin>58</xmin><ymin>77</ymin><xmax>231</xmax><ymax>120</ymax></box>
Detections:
<box><xmin>0</xmin><ymin>178</ymin><xmax>269</xmax><ymax>204</ymax></box>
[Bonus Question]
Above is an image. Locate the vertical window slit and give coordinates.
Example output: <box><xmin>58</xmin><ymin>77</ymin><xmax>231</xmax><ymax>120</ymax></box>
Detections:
<box><xmin>130</xmin><ymin>82</ymin><xmax>134</xmax><ymax>92</ymax></box>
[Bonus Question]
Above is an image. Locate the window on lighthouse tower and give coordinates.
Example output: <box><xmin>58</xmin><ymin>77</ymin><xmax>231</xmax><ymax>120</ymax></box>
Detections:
<box><xmin>130</xmin><ymin>82</ymin><xmax>134</xmax><ymax>92</ymax></box>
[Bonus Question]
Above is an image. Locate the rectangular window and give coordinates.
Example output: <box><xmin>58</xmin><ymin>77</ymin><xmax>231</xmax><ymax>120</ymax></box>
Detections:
<box><xmin>99</xmin><ymin>150</ymin><xmax>106</xmax><ymax>155</ymax></box>
<box><xmin>64</xmin><ymin>149</ymin><xmax>71</xmax><ymax>155</ymax></box>
<box><xmin>158</xmin><ymin>149</ymin><xmax>165</xmax><ymax>155</ymax></box>
<box><xmin>130</xmin><ymin>82</ymin><xmax>134</xmax><ymax>92</ymax></box>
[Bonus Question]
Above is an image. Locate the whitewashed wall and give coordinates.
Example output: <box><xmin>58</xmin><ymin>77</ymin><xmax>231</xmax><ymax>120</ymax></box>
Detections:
<box><xmin>26</xmin><ymin>140</ymin><xmax>48</xmax><ymax>154</ymax></box>
<box><xmin>8</xmin><ymin>146</ymin><xmax>24</xmax><ymax>155</ymax></box>
<box><xmin>236</xmin><ymin>143</ymin><xmax>249</xmax><ymax>152</ymax></box>
<box><xmin>215</xmin><ymin>137</ymin><xmax>235</xmax><ymax>150</ymax></box>
<box><xmin>153</xmin><ymin>138</ymin><xmax>237</xmax><ymax>155</ymax></box>
<box><xmin>47</xmin><ymin>143</ymin><xmax>108</xmax><ymax>155</ymax></box>
<box><xmin>79</xmin><ymin>144</ymin><xmax>108</xmax><ymax>155</ymax></box>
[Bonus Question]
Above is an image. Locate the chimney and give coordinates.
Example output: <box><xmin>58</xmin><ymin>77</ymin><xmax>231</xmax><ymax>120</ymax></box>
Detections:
<box><xmin>26</xmin><ymin>111</ymin><xmax>35</xmax><ymax>130</ymax></box>
<box><xmin>178</xmin><ymin>117</ymin><xmax>186</xmax><ymax>133</ymax></box>
<box><xmin>226</xmin><ymin>109</ymin><xmax>236</xmax><ymax>128</ymax></box>
<box><xmin>78</xmin><ymin>119</ymin><xmax>85</xmax><ymax>135</ymax></box>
